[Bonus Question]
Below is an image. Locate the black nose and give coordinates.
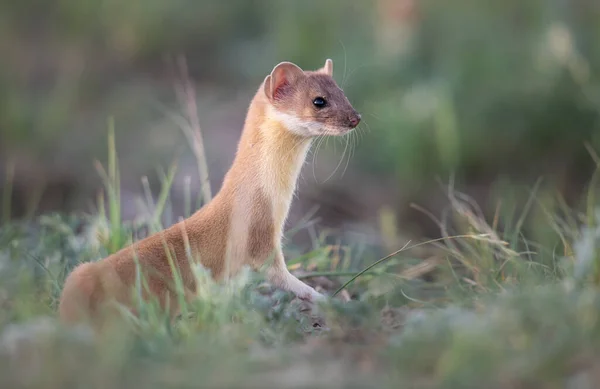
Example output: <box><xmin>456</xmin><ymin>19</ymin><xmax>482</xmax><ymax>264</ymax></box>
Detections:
<box><xmin>349</xmin><ymin>113</ymin><xmax>361</xmax><ymax>128</ymax></box>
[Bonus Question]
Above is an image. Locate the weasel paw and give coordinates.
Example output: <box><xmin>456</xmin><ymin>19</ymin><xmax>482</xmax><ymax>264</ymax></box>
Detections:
<box><xmin>299</xmin><ymin>290</ymin><xmax>327</xmax><ymax>303</ymax></box>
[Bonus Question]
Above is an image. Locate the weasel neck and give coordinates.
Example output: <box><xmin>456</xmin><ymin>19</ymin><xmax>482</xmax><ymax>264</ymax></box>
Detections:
<box><xmin>220</xmin><ymin>97</ymin><xmax>312</xmax><ymax>238</ymax></box>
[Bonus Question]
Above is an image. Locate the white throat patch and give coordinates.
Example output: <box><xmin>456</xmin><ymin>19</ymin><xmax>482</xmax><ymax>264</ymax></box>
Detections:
<box><xmin>269</xmin><ymin>107</ymin><xmax>323</xmax><ymax>137</ymax></box>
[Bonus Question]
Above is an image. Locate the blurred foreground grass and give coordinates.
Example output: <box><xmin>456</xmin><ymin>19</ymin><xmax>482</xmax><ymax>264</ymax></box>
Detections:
<box><xmin>2</xmin><ymin>133</ymin><xmax>600</xmax><ymax>388</ymax></box>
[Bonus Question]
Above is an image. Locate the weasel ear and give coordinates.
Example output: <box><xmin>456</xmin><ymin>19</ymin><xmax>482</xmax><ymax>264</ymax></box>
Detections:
<box><xmin>321</xmin><ymin>58</ymin><xmax>333</xmax><ymax>76</ymax></box>
<box><xmin>264</xmin><ymin>61</ymin><xmax>304</xmax><ymax>101</ymax></box>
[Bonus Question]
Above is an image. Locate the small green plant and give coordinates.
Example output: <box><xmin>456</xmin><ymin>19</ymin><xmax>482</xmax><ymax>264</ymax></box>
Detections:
<box><xmin>94</xmin><ymin>118</ymin><xmax>131</xmax><ymax>255</ymax></box>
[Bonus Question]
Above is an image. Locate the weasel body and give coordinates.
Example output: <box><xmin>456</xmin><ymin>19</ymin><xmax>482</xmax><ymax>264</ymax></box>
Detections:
<box><xmin>58</xmin><ymin>59</ymin><xmax>361</xmax><ymax>325</ymax></box>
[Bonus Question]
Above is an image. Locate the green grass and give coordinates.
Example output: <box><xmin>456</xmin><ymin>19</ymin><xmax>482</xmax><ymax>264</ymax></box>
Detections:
<box><xmin>2</xmin><ymin>129</ymin><xmax>600</xmax><ymax>388</ymax></box>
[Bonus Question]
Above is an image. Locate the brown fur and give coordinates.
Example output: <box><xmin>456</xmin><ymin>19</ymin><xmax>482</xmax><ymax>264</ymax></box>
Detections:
<box><xmin>58</xmin><ymin>59</ymin><xmax>361</xmax><ymax>327</ymax></box>
<box><xmin>248</xmin><ymin>190</ymin><xmax>275</xmax><ymax>258</ymax></box>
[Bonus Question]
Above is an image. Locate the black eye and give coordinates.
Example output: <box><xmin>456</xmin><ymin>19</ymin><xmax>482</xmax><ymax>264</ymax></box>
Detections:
<box><xmin>313</xmin><ymin>97</ymin><xmax>327</xmax><ymax>108</ymax></box>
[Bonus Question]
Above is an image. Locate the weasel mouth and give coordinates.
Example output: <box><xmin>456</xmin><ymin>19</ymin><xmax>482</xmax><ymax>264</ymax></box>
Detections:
<box><xmin>322</xmin><ymin>126</ymin><xmax>355</xmax><ymax>136</ymax></box>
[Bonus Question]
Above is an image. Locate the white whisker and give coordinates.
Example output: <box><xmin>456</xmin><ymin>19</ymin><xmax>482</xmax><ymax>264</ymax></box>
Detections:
<box><xmin>323</xmin><ymin>131</ymin><xmax>350</xmax><ymax>183</ymax></box>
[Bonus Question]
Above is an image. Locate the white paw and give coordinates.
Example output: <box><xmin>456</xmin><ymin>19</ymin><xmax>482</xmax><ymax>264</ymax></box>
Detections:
<box><xmin>300</xmin><ymin>290</ymin><xmax>326</xmax><ymax>303</ymax></box>
<box><xmin>312</xmin><ymin>291</ymin><xmax>327</xmax><ymax>302</ymax></box>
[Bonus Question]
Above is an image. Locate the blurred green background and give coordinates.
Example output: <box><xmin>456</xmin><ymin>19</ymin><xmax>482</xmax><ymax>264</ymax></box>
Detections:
<box><xmin>1</xmin><ymin>0</ymin><xmax>600</xmax><ymax>249</ymax></box>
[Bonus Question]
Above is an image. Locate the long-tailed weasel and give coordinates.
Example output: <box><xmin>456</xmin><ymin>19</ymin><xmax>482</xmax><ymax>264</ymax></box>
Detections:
<box><xmin>58</xmin><ymin>59</ymin><xmax>361</xmax><ymax>325</ymax></box>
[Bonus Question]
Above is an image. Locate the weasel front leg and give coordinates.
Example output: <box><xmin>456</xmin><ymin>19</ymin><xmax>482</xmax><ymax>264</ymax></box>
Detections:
<box><xmin>266</xmin><ymin>251</ymin><xmax>325</xmax><ymax>302</ymax></box>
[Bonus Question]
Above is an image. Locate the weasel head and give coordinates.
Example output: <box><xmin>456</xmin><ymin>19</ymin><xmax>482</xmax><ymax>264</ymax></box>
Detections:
<box><xmin>263</xmin><ymin>59</ymin><xmax>361</xmax><ymax>137</ymax></box>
